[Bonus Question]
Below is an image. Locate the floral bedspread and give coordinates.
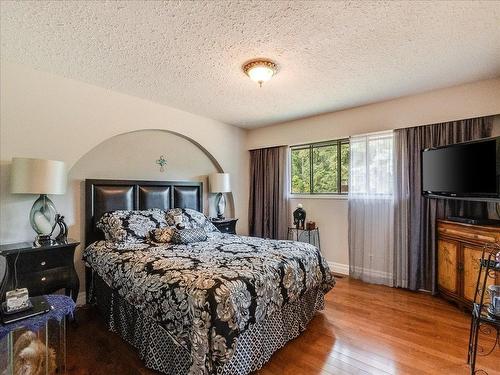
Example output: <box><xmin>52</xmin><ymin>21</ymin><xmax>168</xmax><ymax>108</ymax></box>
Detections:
<box><xmin>83</xmin><ymin>232</ymin><xmax>334</xmax><ymax>374</ymax></box>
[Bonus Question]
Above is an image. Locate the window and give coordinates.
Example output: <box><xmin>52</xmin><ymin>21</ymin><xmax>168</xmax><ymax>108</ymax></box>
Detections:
<box><xmin>290</xmin><ymin>139</ymin><xmax>349</xmax><ymax>194</ymax></box>
<box><xmin>350</xmin><ymin>132</ymin><xmax>393</xmax><ymax>196</ymax></box>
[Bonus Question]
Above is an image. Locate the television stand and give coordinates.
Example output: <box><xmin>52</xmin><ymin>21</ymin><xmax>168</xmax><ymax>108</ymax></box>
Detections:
<box><xmin>437</xmin><ymin>219</ymin><xmax>500</xmax><ymax>310</ymax></box>
<box><xmin>447</xmin><ymin>216</ymin><xmax>500</xmax><ymax>226</ymax></box>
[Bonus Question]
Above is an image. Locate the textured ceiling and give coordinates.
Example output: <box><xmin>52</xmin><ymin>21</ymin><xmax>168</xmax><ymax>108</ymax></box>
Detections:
<box><xmin>1</xmin><ymin>1</ymin><xmax>499</xmax><ymax>128</ymax></box>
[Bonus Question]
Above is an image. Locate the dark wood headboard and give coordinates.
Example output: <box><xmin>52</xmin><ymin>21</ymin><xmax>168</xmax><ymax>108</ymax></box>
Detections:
<box><xmin>85</xmin><ymin>179</ymin><xmax>203</xmax><ymax>246</ymax></box>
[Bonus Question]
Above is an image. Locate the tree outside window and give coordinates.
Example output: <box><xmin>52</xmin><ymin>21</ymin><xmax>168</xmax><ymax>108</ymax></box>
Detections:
<box><xmin>291</xmin><ymin>139</ymin><xmax>349</xmax><ymax>194</ymax></box>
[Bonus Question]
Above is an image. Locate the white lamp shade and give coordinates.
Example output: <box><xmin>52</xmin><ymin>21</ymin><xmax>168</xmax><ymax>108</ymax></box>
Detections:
<box><xmin>209</xmin><ymin>173</ymin><xmax>231</xmax><ymax>193</ymax></box>
<box><xmin>10</xmin><ymin>157</ymin><xmax>66</xmax><ymax>195</ymax></box>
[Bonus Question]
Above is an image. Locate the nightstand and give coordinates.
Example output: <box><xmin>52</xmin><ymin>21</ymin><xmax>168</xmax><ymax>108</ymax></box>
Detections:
<box><xmin>0</xmin><ymin>239</ymin><xmax>80</xmax><ymax>303</ymax></box>
<box><xmin>211</xmin><ymin>218</ymin><xmax>238</xmax><ymax>234</ymax></box>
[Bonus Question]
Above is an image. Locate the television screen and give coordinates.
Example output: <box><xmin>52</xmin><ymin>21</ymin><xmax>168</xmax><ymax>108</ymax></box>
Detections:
<box><xmin>422</xmin><ymin>137</ymin><xmax>499</xmax><ymax>199</ymax></box>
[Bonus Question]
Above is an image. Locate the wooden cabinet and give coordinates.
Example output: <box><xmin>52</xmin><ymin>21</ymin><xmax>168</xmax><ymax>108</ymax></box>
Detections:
<box><xmin>437</xmin><ymin>239</ymin><xmax>459</xmax><ymax>294</ymax></box>
<box><xmin>0</xmin><ymin>239</ymin><xmax>80</xmax><ymax>303</ymax></box>
<box><xmin>437</xmin><ymin>220</ymin><xmax>499</xmax><ymax>309</ymax></box>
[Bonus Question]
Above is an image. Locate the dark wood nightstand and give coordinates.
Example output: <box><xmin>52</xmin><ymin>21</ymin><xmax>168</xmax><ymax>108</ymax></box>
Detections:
<box><xmin>211</xmin><ymin>218</ymin><xmax>238</xmax><ymax>234</ymax></box>
<box><xmin>0</xmin><ymin>239</ymin><xmax>80</xmax><ymax>303</ymax></box>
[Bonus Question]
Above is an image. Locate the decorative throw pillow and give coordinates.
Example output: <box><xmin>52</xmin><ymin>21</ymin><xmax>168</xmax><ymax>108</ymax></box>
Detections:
<box><xmin>150</xmin><ymin>227</ymin><xmax>175</xmax><ymax>243</ymax></box>
<box><xmin>166</xmin><ymin>208</ymin><xmax>219</xmax><ymax>233</ymax></box>
<box><xmin>96</xmin><ymin>209</ymin><xmax>168</xmax><ymax>242</ymax></box>
<box><xmin>171</xmin><ymin>228</ymin><xmax>208</xmax><ymax>244</ymax></box>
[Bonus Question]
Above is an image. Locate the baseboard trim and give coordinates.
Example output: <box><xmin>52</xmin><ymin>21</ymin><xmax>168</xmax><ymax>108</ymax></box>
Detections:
<box><xmin>328</xmin><ymin>261</ymin><xmax>349</xmax><ymax>275</ymax></box>
<box><xmin>76</xmin><ymin>291</ymin><xmax>86</xmax><ymax>307</ymax></box>
<box><xmin>349</xmin><ymin>265</ymin><xmax>393</xmax><ymax>281</ymax></box>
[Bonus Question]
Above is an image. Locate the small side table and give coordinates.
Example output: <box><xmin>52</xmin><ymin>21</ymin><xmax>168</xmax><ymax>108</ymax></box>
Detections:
<box><xmin>211</xmin><ymin>218</ymin><xmax>238</xmax><ymax>234</ymax></box>
<box><xmin>0</xmin><ymin>294</ymin><xmax>75</xmax><ymax>374</ymax></box>
<box><xmin>287</xmin><ymin>227</ymin><xmax>321</xmax><ymax>251</ymax></box>
<box><xmin>0</xmin><ymin>239</ymin><xmax>80</xmax><ymax>303</ymax></box>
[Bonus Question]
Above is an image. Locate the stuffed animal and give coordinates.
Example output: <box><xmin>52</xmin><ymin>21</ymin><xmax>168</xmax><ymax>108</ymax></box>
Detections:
<box><xmin>11</xmin><ymin>331</ymin><xmax>56</xmax><ymax>375</ymax></box>
<box><xmin>150</xmin><ymin>227</ymin><xmax>175</xmax><ymax>243</ymax></box>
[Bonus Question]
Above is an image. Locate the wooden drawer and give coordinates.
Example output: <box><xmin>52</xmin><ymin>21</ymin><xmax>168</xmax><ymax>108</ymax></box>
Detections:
<box><xmin>14</xmin><ymin>248</ymin><xmax>74</xmax><ymax>274</ymax></box>
<box><xmin>217</xmin><ymin>223</ymin><xmax>234</xmax><ymax>233</ymax></box>
<box><xmin>211</xmin><ymin>219</ymin><xmax>238</xmax><ymax>235</ymax></box>
<box><xmin>17</xmin><ymin>267</ymin><xmax>72</xmax><ymax>296</ymax></box>
<box><xmin>437</xmin><ymin>221</ymin><xmax>499</xmax><ymax>245</ymax></box>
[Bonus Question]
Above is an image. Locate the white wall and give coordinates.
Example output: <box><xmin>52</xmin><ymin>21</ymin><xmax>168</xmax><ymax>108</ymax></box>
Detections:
<box><xmin>289</xmin><ymin>197</ymin><xmax>349</xmax><ymax>271</ymax></box>
<box><xmin>247</xmin><ymin>78</ymin><xmax>500</xmax><ymax>149</ymax></box>
<box><xmin>66</xmin><ymin>129</ymin><xmax>225</xmax><ymax>288</ymax></box>
<box><xmin>248</xmin><ymin>78</ymin><xmax>500</xmax><ymax>270</ymax></box>
<box><xmin>0</xmin><ymin>62</ymin><xmax>250</xmax><ymax>300</ymax></box>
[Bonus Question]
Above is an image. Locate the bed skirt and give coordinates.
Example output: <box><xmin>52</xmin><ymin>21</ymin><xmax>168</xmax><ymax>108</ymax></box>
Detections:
<box><xmin>88</xmin><ymin>268</ymin><xmax>325</xmax><ymax>375</ymax></box>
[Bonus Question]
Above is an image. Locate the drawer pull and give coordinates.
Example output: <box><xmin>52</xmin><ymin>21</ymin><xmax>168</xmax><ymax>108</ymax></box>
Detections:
<box><xmin>40</xmin><ymin>261</ymin><xmax>46</xmax><ymax>266</ymax></box>
<box><xmin>41</xmin><ymin>277</ymin><xmax>46</xmax><ymax>282</ymax></box>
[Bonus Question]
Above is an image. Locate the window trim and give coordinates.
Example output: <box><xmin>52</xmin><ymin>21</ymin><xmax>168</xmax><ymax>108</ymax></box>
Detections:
<box><xmin>290</xmin><ymin>138</ymin><xmax>349</xmax><ymax>196</ymax></box>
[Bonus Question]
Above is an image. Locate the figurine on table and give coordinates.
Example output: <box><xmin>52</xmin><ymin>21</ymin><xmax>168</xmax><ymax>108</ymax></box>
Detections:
<box><xmin>293</xmin><ymin>204</ymin><xmax>306</xmax><ymax>230</ymax></box>
<box><xmin>54</xmin><ymin>214</ymin><xmax>68</xmax><ymax>243</ymax></box>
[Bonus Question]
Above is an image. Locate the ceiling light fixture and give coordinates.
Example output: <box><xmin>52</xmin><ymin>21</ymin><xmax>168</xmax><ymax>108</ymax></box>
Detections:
<box><xmin>242</xmin><ymin>59</ymin><xmax>278</xmax><ymax>87</ymax></box>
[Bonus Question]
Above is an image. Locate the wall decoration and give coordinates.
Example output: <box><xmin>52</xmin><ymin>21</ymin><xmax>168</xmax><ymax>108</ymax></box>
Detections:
<box><xmin>156</xmin><ymin>155</ymin><xmax>167</xmax><ymax>172</ymax></box>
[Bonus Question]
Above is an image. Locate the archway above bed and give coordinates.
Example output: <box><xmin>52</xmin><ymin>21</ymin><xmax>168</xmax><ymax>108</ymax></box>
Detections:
<box><xmin>63</xmin><ymin>129</ymin><xmax>235</xmax><ymax>299</ymax></box>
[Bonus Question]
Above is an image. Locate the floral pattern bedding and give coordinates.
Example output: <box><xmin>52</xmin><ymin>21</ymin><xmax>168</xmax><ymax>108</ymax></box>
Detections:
<box><xmin>96</xmin><ymin>208</ymin><xmax>168</xmax><ymax>242</ymax></box>
<box><xmin>83</xmin><ymin>232</ymin><xmax>334</xmax><ymax>374</ymax></box>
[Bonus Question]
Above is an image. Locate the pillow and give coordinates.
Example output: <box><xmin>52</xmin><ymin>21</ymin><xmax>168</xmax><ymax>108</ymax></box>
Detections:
<box><xmin>150</xmin><ymin>227</ymin><xmax>175</xmax><ymax>243</ymax></box>
<box><xmin>171</xmin><ymin>228</ymin><xmax>208</xmax><ymax>244</ymax></box>
<box><xmin>166</xmin><ymin>208</ymin><xmax>219</xmax><ymax>233</ymax></box>
<box><xmin>96</xmin><ymin>209</ymin><xmax>167</xmax><ymax>242</ymax></box>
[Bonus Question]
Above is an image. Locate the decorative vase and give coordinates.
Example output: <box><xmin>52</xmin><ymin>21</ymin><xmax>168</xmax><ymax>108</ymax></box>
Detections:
<box><xmin>215</xmin><ymin>193</ymin><xmax>226</xmax><ymax>219</ymax></box>
<box><xmin>29</xmin><ymin>194</ymin><xmax>57</xmax><ymax>245</ymax></box>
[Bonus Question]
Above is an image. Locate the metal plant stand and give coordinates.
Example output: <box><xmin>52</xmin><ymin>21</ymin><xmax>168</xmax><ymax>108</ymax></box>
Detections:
<box><xmin>287</xmin><ymin>227</ymin><xmax>321</xmax><ymax>251</ymax></box>
<box><xmin>467</xmin><ymin>243</ymin><xmax>500</xmax><ymax>375</ymax></box>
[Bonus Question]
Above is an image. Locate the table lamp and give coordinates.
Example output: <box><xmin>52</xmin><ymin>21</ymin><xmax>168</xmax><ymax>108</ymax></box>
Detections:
<box><xmin>10</xmin><ymin>157</ymin><xmax>66</xmax><ymax>246</ymax></box>
<box><xmin>209</xmin><ymin>173</ymin><xmax>231</xmax><ymax>220</ymax></box>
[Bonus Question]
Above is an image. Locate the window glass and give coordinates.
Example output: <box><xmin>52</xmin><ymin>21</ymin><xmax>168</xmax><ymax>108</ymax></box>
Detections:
<box><xmin>340</xmin><ymin>141</ymin><xmax>350</xmax><ymax>193</ymax></box>
<box><xmin>290</xmin><ymin>139</ymin><xmax>349</xmax><ymax>195</ymax></box>
<box><xmin>312</xmin><ymin>144</ymin><xmax>338</xmax><ymax>193</ymax></box>
<box><xmin>291</xmin><ymin>147</ymin><xmax>310</xmax><ymax>194</ymax></box>
<box><xmin>350</xmin><ymin>133</ymin><xmax>393</xmax><ymax>196</ymax></box>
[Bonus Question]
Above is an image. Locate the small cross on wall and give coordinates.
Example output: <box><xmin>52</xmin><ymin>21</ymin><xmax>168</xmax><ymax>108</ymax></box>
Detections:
<box><xmin>156</xmin><ymin>155</ymin><xmax>167</xmax><ymax>172</ymax></box>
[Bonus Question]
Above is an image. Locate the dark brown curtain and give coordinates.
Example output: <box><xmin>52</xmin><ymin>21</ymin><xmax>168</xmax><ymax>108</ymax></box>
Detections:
<box><xmin>395</xmin><ymin>116</ymin><xmax>493</xmax><ymax>293</ymax></box>
<box><xmin>248</xmin><ymin>146</ymin><xmax>289</xmax><ymax>239</ymax></box>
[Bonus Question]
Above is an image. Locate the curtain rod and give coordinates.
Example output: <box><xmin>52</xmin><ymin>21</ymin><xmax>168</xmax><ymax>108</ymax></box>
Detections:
<box><xmin>350</xmin><ymin>129</ymin><xmax>394</xmax><ymax>138</ymax></box>
<box><xmin>248</xmin><ymin>144</ymin><xmax>288</xmax><ymax>151</ymax></box>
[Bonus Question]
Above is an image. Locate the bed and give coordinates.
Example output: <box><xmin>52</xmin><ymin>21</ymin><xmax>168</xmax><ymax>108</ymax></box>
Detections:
<box><xmin>83</xmin><ymin>179</ymin><xmax>334</xmax><ymax>375</ymax></box>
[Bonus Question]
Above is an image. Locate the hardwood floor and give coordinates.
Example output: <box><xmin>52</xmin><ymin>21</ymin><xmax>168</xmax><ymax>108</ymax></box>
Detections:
<box><xmin>66</xmin><ymin>277</ymin><xmax>500</xmax><ymax>375</ymax></box>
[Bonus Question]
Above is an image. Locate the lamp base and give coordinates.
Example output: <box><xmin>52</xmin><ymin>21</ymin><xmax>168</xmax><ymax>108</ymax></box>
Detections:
<box><xmin>30</xmin><ymin>194</ymin><xmax>58</xmax><ymax>247</ymax></box>
<box><xmin>33</xmin><ymin>235</ymin><xmax>56</xmax><ymax>248</ymax></box>
<box><xmin>215</xmin><ymin>192</ymin><xmax>226</xmax><ymax>220</ymax></box>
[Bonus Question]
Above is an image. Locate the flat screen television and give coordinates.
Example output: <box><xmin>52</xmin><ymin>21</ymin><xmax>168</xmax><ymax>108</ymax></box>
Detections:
<box><xmin>422</xmin><ymin>136</ymin><xmax>500</xmax><ymax>201</ymax></box>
